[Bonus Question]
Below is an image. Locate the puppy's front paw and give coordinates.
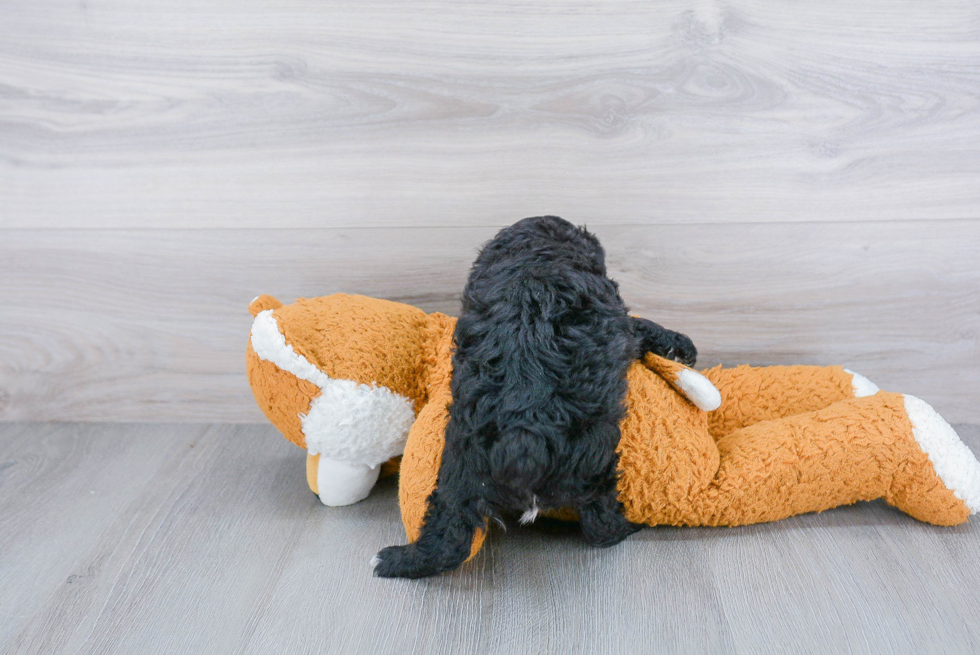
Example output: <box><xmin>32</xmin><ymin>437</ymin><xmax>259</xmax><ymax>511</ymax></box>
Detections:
<box><xmin>669</xmin><ymin>333</ymin><xmax>697</xmax><ymax>367</ymax></box>
<box><xmin>372</xmin><ymin>544</ymin><xmax>441</xmax><ymax>579</ymax></box>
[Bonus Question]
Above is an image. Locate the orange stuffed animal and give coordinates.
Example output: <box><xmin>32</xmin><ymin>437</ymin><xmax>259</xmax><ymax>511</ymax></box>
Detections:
<box><xmin>246</xmin><ymin>293</ymin><xmax>980</xmax><ymax>561</ymax></box>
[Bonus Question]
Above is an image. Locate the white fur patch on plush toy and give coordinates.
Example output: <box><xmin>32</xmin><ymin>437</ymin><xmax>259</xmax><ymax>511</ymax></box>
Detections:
<box><xmin>676</xmin><ymin>369</ymin><xmax>723</xmax><ymax>412</ymax></box>
<box><xmin>302</xmin><ymin>379</ymin><xmax>415</xmax><ymax>466</ymax></box>
<box><xmin>250</xmin><ymin>309</ymin><xmax>416</xmax><ymax>467</ymax></box>
<box><xmin>844</xmin><ymin>368</ymin><xmax>880</xmax><ymax>398</ymax></box>
<box><xmin>904</xmin><ymin>394</ymin><xmax>980</xmax><ymax>514</ymax></box>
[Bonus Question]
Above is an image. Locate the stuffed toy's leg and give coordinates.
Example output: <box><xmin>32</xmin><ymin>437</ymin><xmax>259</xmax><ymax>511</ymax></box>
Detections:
<box><xmin>695</xmin><ymin>392</ymin><xmax>980</xmax><ymax>527</ymax></box>
<box><xmin>305</xmin><ymin>454</ymin><xmax>401</xmax><ymax>505</ymax></box>
<box><xmin>702</xmin><ymin>364</ymin><xmax>880</xmax><ymax>440</ymax></box>
<box><xmin>304</xmin><ymin>454</ymin><xmax>380</xmax><ymax>505</ymax></box>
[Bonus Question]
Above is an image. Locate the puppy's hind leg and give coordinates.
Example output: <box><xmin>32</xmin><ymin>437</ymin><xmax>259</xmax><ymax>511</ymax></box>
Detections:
<box><xmin>373</xmin><ymin>456</ymin><xmax>485</xmax><ymax>579</ymax></box>
<box><xmin>579</xmin><ymin>490</ymin><xmax>642</xmax><ymax>548</ymax></box>
<box><xmin>576</xmin><ymin>422</ymin><xmax>643</xmax><ymax>548</ymax></box>
<box><xmin>631</xmin><ymin>316</ymin><xmax>697</xmax><ymax>367</ymax></box>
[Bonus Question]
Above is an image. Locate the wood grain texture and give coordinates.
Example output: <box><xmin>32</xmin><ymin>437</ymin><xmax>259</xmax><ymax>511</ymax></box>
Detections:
<box><xmin>0</xmin><ymin>423</ymin><xmax>207</xmax><ymax>648</ymax></box>
<box><xmin>1</xmin><ymin>1</ymin><xmax>979</xmax><ymax>228</ymax></box>
<box><xmin>1</xmin><ymin>221</ymin><xmax>977</xmax><ymax>423</ymax></box>
<box><xmin>2</xmin><ymin>422</ymin><xmax>980</xmax><ymax>654</ymax></box>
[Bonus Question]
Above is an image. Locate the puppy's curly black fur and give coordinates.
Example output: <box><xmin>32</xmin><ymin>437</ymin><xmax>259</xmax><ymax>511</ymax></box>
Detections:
<box><xmin>374</xmin><ymin>216</ymin><xmax>696</xmax><ymax>578</ymax></box>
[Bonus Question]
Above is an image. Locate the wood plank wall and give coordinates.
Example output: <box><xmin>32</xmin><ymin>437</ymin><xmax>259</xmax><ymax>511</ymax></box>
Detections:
<box><xmin>1</xmin><ymin>1</ymin><xmax>978</xmax><ymax>422</ymax></box>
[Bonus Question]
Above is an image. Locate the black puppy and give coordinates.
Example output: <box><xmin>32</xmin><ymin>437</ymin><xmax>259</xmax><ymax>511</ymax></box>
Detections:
<box><xmin>373</xmin><ymin>216</ymin><xmax>696</xmax><ymax>578</ymax></box>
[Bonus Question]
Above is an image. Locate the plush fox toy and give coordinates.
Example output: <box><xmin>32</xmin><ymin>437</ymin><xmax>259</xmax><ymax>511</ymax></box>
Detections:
<box><xmin>247</xmin><ymin>293</ymin><xmax>980</xmax><ymax>556</ymax></box>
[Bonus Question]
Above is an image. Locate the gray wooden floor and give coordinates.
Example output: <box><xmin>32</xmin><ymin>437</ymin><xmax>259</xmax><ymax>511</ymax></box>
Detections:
<box><xmin>3</xmin><ymin>422</ymin><xmax>980</xmax><ymax>654</ymax></box>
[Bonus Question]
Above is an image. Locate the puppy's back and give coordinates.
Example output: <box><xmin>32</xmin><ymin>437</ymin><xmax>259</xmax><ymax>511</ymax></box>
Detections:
<box><xmin>451</xmin><ymin>216</ymin><xmax>635</xmax><ymax>495</ymax></box>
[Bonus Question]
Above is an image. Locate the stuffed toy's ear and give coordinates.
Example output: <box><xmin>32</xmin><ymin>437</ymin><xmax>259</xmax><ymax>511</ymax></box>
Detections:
<box><xmin>249</xmin><ymin>294</ymin><xmax>283</xmax><ymax>317</ymax></box>
<box><xmin>641</xmin><ymin>353</ymin><xmax>722</xmax><ymax>412</ymax></box>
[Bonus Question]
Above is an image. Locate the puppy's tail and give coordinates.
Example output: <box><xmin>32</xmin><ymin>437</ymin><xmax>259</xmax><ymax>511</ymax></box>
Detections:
<box><xmin>489</xmin><ymin>428</ymin><xmax>548</xmax><ymax>492</ymax></box>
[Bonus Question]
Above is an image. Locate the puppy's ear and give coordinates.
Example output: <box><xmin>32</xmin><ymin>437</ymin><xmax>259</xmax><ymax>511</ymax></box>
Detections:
<box><xmin>641</xmin><ymin>354</ymin><xmax>721</xmax><ymax>412</ymax></box>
